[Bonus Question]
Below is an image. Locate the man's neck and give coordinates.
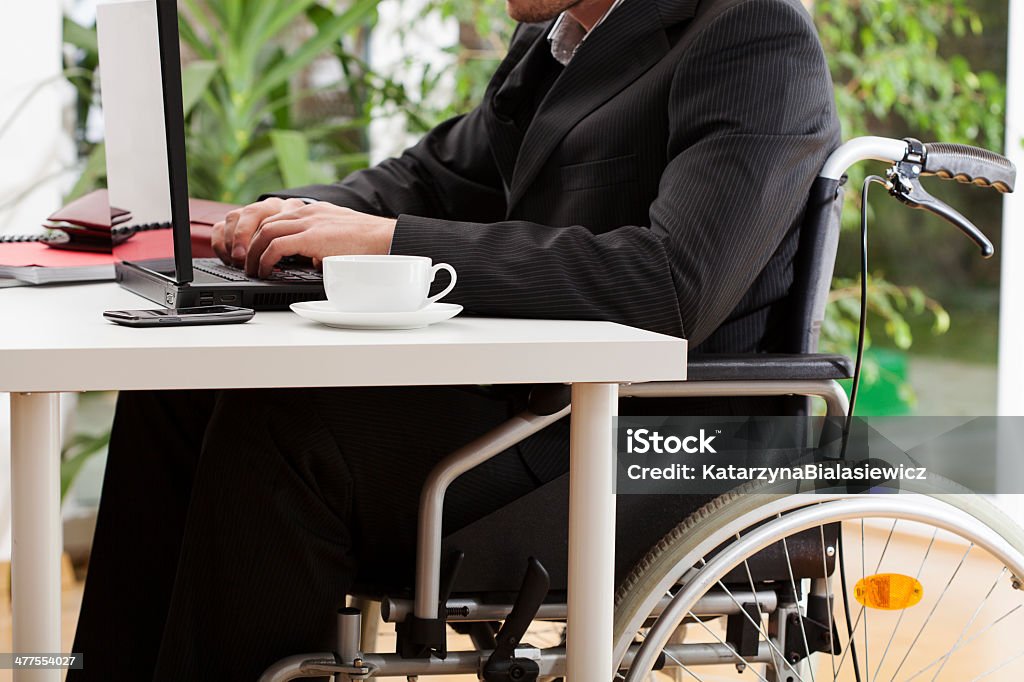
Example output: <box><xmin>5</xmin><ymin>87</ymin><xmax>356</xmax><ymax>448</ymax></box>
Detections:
<box><xmin>567</xmin><ymin>0</ymin><xmax>617</xmax><ymax>31</ymax></box>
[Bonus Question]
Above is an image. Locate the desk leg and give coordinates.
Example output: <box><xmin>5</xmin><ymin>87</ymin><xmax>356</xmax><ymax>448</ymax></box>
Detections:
<box><xmin>567</xmin><ymin>383</ymin><xmax>617</xmax><ymax>681</ymax></box>
<box><xmin>10</xmin><ymin>393</ymin><xmax>62</xmax><ymax>682</ymax></box>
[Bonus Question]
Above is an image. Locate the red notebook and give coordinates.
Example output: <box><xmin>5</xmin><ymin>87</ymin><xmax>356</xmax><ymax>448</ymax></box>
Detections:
<box><xmin>0</xmin><ymin>191</ymin><xmax>236</xmax><ymax>284</ymax></box>
<box><xmin>47</xmin><ymin>189</ymin><xmax>130</xmax><ymax>229</ymax></box>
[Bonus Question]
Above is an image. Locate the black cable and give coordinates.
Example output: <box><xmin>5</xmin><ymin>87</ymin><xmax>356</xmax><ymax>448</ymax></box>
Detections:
<box><xmin>840</xmin><ymin>175</ymin><xmax>888</xmax><ymax>460</ymax></box>
<box><xmin>836</xmin><ymin>174</ymin><xmax>889</xmax><ymax>682</ymax></box>
<box><xmin>838</xmin><ymin>531</ymin><xmax>863</xmax><ymax>682</ymax></box>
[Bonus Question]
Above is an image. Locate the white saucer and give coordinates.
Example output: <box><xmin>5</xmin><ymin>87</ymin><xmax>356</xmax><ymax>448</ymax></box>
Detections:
<box><xmin>290</xmin><ymin>300</ymin><xmax>463</xmax><ymax>330</ymax></box>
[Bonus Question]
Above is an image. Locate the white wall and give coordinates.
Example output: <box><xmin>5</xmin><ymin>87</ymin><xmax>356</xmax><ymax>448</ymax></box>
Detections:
<box><xmin>0</xmin><ymin>2</ymin><xmax>68</xmax><ymax>561</ymax></box>
<box><xmin>997</xmin><ymin>0</ymin><xmax>1024</xmax><ymax>522</ymax></box>
<box><xmin>0</xmin><ymin>3</ymin><xmax>67</xmax><ymax>237</ymax></box>
<box><xmin>999</xmin><ymin>1</ymin><xmax>1024</xmax><ymax>415</ymax></box>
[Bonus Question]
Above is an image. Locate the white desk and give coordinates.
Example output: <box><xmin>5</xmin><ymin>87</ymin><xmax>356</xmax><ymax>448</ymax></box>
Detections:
<box><xmin>0</xmin><ymin>282</ymin><xmax>686</xmax><ymax>681</ymax></box>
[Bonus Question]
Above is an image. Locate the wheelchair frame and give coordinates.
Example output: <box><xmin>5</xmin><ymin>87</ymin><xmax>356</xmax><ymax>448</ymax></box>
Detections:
<box><xmin>260</xmin><ymin>136</ymin><xmax>1016</xmax><ymax>681</ymax></box>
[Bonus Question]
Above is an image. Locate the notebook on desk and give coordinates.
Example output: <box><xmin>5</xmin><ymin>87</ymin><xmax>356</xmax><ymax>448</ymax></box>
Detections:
<box><xmin>97</xmin><ymin>0</ymin><xmax>324</xmax><ymax>309</ymax></box>
<box><xmin>0</xmin><ymin>190</ymin><xmax>233</xmax><ymax>285</ymax></box>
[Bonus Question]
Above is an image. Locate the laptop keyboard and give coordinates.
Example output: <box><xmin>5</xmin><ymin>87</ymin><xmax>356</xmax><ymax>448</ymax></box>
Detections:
<box><xmin>194</xmin><ymin>258</ymin><xmax>323</xmax><ymax>283</ymax></box>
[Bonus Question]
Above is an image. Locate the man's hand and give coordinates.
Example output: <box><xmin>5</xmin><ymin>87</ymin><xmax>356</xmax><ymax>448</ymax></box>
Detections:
<box><xmin>211</xmin><ymin>198</ymin><xmax>397</xmax><ymax>278</ymax></box>
<box><xmin>212</xmin><ymin>197</ymin><xmax>308</xmax><ymax>267</ymax></box>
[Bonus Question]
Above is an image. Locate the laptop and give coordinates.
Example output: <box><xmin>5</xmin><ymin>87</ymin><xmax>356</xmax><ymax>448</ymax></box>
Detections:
<box><xmin>97</xmin><ymin>0</ymin><xmax>324</xmax><ymax>310</ymax></box>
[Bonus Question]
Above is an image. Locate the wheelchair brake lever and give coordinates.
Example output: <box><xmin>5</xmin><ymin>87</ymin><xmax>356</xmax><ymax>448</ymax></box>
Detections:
<box><xmin>483</xmin><ymin>557</ymin><xmax>549</xmax><ymax>681</ymax></box>
<box><xmin>887</xmin><ymin>149</ymin><xmax>995</xmax><ymax>258</ymax></box>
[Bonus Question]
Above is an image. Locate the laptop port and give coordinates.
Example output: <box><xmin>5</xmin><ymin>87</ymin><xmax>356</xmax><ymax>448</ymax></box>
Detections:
<box><xmin>198</xmin><ymin>293</ymin><xmax>215</xmax><ymax>306</ymax></box>
<box><xmin>220</xmin><ymin>293</ymin><xmax>238</xmax><ymax>303</ymax></box>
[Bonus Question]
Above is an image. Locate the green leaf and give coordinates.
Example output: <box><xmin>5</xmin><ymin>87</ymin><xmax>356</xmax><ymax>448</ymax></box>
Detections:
<box><xmin>270</xmin><ymin>129</ymin><xmax>317</xmax><ymax>187</ymax></box>
<box><xmin>252</xmin><ymin>0</ymin><xmax>318</xmax><ymax>48</ymax></box>
<box><xmin>251</xmin><ymin>0</ymin><xmax>377</xmax><ymax>101</ymax></box>
<box><xmin>63</xmin><ymin>16</ymin><xmax>97</xmax><ymax>54</ymax></box>
<box><xmin>181</xmin><ymin>61</ymin><xmax>219</xmax><ymax>117</ymax></box>
<box><xmin>67</xmin><ymin>144</ymin><xmax>107</xmax><ymax>200</ymax></box>
<box><xmin>224</xmin><ymin>0</ymin><xmax>244</xmax><ymax>36</ymax></box>
<box><xmin>181</xmin><ymin>0</ymin><xmax>226</xmax><ymax>54</ymax></box>
<box><xmin>177</xmin><ymin>14</ymin><xmax>215</xmax><ymax>60</ymax></box>
<box><xmin>60</xmin><ymin>431</ymin><xmax>110</xmax><ymax>502</ymax></box>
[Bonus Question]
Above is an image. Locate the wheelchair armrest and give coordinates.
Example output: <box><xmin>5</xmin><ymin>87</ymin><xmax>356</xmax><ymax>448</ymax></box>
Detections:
<box><xmin>686</xmin><ymin>353</ymin><xmax>853</xmax><ymax>382</ymax></box>
<box><xmin>526</xmin><ymin>354</ymin><xmax>852</xmax><ymax>415</ymax></box>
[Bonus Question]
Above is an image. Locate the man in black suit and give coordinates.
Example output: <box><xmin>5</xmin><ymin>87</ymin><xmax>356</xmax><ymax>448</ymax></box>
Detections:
<box><xmin>72</xmin><ymin>0</ymin><xmax>840</xmax><ymax>678</ymax></box>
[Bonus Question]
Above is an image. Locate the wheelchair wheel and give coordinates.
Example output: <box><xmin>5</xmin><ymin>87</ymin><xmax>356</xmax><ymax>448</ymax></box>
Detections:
<box><xmin>612</xmin><ymin>477</ymin><xmax>1024</xmax><ymax>681</ymax></box>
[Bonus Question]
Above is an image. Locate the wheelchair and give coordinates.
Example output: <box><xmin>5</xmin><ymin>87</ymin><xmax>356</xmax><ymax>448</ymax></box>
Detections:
<box><xmin>261</xmin><ymin>136</ymin><xmax>1022</xmax><ymax>681</ymax></box>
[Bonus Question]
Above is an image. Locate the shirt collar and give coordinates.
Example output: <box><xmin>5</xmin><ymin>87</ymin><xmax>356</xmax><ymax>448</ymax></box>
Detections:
<box><xmin>548</xmin><ymin>0</ymin><xmax>627</xmax><ymax>66</ymax></box>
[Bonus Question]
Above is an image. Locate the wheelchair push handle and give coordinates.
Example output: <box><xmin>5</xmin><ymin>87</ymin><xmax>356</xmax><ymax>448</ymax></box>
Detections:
<box><xmin>921</xmin><ymin>142</ymin><xmax>1016</xmax><ymax>193</ymax></box>
<box><xmin>886</xmin><ymin>137</ymin><xmax>1011</xmax><ymax>258</ymax></box>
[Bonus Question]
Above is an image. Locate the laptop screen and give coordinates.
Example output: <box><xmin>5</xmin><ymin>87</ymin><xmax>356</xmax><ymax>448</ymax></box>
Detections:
<box><xmin>97</xmin><ymin>0</ymin><xmax>193</xmax><ymax>284</ymax></box>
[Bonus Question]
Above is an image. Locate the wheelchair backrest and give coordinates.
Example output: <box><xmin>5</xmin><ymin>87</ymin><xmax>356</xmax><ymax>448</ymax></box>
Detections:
<box><xmin>785</xmin><ymin>175</ymin><xmax>845</xmax><ymax>354</ymax></box>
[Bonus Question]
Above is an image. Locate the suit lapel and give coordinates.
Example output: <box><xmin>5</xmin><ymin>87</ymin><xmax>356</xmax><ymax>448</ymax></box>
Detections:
<box><xmin>483</xmin><ymin>23</ymin><xmax>549</xmax><ymax>193</ymax></box>
<box><xmin>506</xmin><ymin>0</ymin><xmax>674</xmax><ymax>210</ymax></box>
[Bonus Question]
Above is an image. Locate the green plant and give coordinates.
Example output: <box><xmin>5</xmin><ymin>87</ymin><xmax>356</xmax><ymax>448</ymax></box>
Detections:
<box><xmin>410</xmin><ymin>0</ymin><xmax>516</xmax><ymax>129</ymax></box>
<box><xmin>179</xmin><ymin>0</ymin><xmax>384</xmax><ymax>202</ymax></box>
<box><xmin>816</xmin><ymin>0</ymin><xmax>1004</xmax><ymax>153</ymax></box>
<box><xmin>63</xmin><ymin>0</ymin><xmax>383</xmax><ymax>204</ymax></box>
<box><xmin>60</xmin><ymin>432</ymin><xmax>111</xmax><ymax>502</ymax></box>
<box><xmin>814</xmin><ymin>0</ymin><xmax>1004</xmax><ymax>404</ymax></box>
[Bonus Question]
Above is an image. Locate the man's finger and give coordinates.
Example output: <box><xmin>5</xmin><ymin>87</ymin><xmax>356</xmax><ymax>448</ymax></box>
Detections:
<box><xmin>221</xmin><ymin>209</ymin><xmax>244</xmax><ymax>261</ymax></box>
<box><xmin>229</xmin><ymin>198</ymin><xmax>306</xmax><ymax>265</ymax></box>
<box><xmin>245</xmin><ymin>219</ymin><xmax>308</xmax><ymax>276</ymax></box>
<box><xmin>211</xmin><ymin>220</ymin><xmax>229</xmax><ymax>264</ymax></box>
<box><xmin>226</xmin><ymin>204</ymin><xmax>273</xmax><ymax>264</ymax></box>
<box><xmin>257</xmin><ymin>233</ymin><xmax>310</xmax><ymax>279</ymax></box>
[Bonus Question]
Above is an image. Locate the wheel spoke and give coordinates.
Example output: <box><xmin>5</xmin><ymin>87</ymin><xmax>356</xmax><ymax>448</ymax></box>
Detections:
<box><xmin>738</xmin><ymin>532</ymin><xmax>783</xmax><ymax>676</ymax></box>
<box><xmin>692</xmin><ymin>557</ymin><xmax>794</xmax><ymax>675</ymax></box>
<box><xmin>711</xmin><ymin>575</ymin><xmax>808</xmax><ymax>682</ymax></box>
<box><xmin>924</xmin><ymin>566</ymin><xmax>1006</xmax><ymax>682</ymax></box>
<box><xmin>887</xmin><ymin>542</ymin><xmax>974</xmax><ymax>682</ymax></box>
<box><xmin>690</xmin><ymin>556</ymin><xmax>806</xmax><ymax>682</ymax></box>
<box><xmin>902</xmin><ymin>600</ymin><xmax>1022</xmax><ymax>682</ymax></box>
<box><xmin>684</xmin><ymin>609</ymin><xmax>771</xmax><ymax>682</ymax></box>
<box><xmin>862</xmin><ymin>519</ymin><xmax>870</xmax><ymax>682</ymax></box>
<box><xmin>966</xmin><ymin>648</ymin><xmax>1024</xmax><ymax>682</ymax></box>
<box><xmin>835</xmin><ymin>512</ymin><xmax>901</xmax><ymax>675</ymax></box>
<box><xmin>835</xmin><ymin>528</ymin><xmax>865</xmax><ymax>682</ymax></box>
<box><xmin>819</xmin><ymin>524</ymin><xmax>839</xmax><ymax>682</ymax></box>
<box><xmin>661</xmin><ymin>645</ymin><xmax>703</xmax><ymax>681</ymax></box>
<box><xmin>779</xmin><ymin>522</ymin><xmax>816</xmax><ymax>682</ymax></box>
<box><xmin>872</xmin><ymin>526</ymin><xmax>936</xmax><ymax>680</ymax></box>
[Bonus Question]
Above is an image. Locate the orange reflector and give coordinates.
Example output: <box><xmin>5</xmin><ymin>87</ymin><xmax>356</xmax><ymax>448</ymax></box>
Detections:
<box><xmin>854</xmin><ymin>573</ymin><xmax>924</xmax><ymax>610</ymax></box>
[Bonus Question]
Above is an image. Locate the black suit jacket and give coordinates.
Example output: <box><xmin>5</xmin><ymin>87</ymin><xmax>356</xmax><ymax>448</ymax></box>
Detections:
<box><xmin>272</xmin><ymin>0</ymin><xmax>841</xmax><ymax>351</ymax></box>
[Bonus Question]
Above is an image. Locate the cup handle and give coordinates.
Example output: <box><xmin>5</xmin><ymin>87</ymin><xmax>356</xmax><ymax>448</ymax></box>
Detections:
<box><xmin>427</xmin><ymin>263</ymin><xmax>457</xmax><ymax>304</ymax></box>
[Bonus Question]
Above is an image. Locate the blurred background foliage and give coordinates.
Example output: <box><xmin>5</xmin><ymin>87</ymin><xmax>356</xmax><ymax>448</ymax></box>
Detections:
<box><xmin>60</xmin><ymin>0</ymin><xmax>1008</xmax><ymax>411</ymax></box>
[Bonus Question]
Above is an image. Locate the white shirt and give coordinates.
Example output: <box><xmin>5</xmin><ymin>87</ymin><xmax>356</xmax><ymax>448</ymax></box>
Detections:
<box><xmin>548</xmin><ymin>0</ymin><xmax>628</xmax><ymax>66</ymax></box>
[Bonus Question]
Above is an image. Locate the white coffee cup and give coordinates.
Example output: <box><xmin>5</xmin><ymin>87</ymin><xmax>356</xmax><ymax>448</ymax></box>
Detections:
<box><xmin>322</xmin><ymin>255</ymin><xmax>457</xmax><ymax>312</ymax></box>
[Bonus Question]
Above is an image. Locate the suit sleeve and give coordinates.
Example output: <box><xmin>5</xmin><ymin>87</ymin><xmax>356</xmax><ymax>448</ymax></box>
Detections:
<box><xmin>264</xmin><ymin>104</ymin><xmax>508</xmax><ymax>223</ymax></box>
<box><xmin>388</xmin><ymin>0</ymin><xmax>838</xmax><ymax>343</ymax></box>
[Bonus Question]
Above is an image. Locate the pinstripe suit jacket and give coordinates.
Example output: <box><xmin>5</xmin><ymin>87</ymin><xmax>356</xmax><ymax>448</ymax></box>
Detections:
<box><xmin>273</xmin><ymin>0</ymin><xmax>841</xmax><ymax>351</ymax></box>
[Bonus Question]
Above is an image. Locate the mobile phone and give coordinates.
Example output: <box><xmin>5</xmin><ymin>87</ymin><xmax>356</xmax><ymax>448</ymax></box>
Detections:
<box><xmin>103</xmin><ymin>305</ymin><xmax>255</xmax><ymax>327</ymax></box>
